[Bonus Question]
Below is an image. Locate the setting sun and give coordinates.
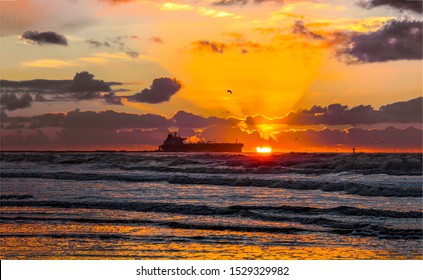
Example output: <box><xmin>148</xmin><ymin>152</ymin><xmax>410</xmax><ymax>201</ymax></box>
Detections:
<box><xmin>256</xmin><ymin>146</ymin><xmax>272</xmax><ymax>153</ymax></box>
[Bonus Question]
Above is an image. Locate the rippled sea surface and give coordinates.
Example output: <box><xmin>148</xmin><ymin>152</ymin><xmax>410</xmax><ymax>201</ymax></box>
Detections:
<box><xmin>1</xmin><ymin>152</ymin><xmax>422</xmax><ymax>259</ymax></box>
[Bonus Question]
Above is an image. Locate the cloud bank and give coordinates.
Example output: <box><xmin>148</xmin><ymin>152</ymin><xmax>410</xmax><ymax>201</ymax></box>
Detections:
<box><xmin>1</xmin><ymin>72</ymin><xmax>183</xmax><ymax>110</ymax></box>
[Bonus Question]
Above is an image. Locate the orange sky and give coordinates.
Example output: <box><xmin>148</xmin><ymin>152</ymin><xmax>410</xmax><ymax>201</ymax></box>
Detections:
<box><xmin>0</xmin><ymin>0</ymin><xmax>422</xmax><ymax>151</ymax></box>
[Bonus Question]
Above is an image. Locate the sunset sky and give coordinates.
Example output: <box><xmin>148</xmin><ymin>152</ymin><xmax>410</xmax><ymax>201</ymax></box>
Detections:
<box><xmin>1</xmin><ymin>0</ymin><xmax>422</xmax><ymax>152</ymax></box>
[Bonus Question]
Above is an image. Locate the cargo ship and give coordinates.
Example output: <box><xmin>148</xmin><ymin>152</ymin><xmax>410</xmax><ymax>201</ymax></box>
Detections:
<box><xmin>159</xmin><ymin>132</ymin><xmax>243</xmax><ymax>152</ymax></box>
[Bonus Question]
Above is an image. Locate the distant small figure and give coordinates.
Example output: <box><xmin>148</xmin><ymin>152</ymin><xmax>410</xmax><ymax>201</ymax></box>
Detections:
<box><xmin>352</xmin><ymin>147</ymin><xmax>356</xmax><ymax>154</ymax></box>
<box><xmin>227</xmin><ymin>90</ymin><xmax>232</xmax><ymax>94</ymax></box>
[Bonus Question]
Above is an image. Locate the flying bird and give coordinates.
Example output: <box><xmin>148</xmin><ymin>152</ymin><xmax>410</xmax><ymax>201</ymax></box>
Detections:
<box><xmin>227</xmin><ymin>90</ymin><xmax>232</xmax><ymax>94</ymax></box>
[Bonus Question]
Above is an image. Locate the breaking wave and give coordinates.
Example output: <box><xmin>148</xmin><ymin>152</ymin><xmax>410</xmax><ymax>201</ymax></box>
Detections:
<box><xmin>1</xmin><ymin>152</ymin><xmax>422</xmax><ymax>175</ymax></box>
<box><xmin>1</xmin><ymin>171</ymin><xmax>421</xmax><ymax>197</ymax></box>
<box><xmin>1</xmin><ymin>199</ymin><xmax>421</xmax><ymax>239</ymax></box>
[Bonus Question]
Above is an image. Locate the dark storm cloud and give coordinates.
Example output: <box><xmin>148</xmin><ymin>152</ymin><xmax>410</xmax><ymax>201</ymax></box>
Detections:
<box><xmin>246</xmin><ymin>97</ymin><xmax>422</xmax><ymax>126</ymax></box>
<box><xmin>358</xmin><ymin>0</ymin><xmax>423</xmax><ymax>14</ymax></box>
<box><xmin>127</xmin><ymin>78</ymin><xmax>182</xmax><ymax>104</ymax></box>
<box><xmin>292</xmin><ymin>20</ymin><xmax>325</xmax><ymax>40</ymax></box>
<box><xmin>0</xmin><ymin>93</ymin><xmax>33</xmax><ymax>111</ymax></box>
<box><xmin>340</xmin><ymin>20</ymin><xmax>422</xmax><ymax>63</ymax></box>
<box><xmin>21</xmin><ymin>31</ymin><xmax>68</xmax><ymax>46</ymax></box>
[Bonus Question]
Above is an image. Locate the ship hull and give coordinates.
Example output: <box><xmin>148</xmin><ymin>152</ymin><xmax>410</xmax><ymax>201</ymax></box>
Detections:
<box><xmin>159</xmin><ymin>143</ymin><xmax>243</xmax><ymax>152</ymax></box>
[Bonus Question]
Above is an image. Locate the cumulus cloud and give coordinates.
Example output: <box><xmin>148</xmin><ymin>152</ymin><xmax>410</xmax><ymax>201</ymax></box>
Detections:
<box><xmin>246</xmin><ymin>97</ymin><xmax>422</xmax><ymax>126</ymax></box>
<box><xmin>68</xmin><ymin>71</ymin><xmax>111</xmax><ymax>93</ymax></box>
<box><xmin>358</xmin><ymin>0</ymin><xmax>423</xmax><ymax>14</ymax></box>
<box><xmin>127</xmin><ymin>78</ymin><xmax>182</xmax><ymax>104</ymax></box>
<box><xmin>340</xmin><ymin>20</ymin><xmax>422</xmax><ymax>63</ymax></box>
<box><xmin>292</xmin><ymin>20</ymin><xmax>325</xmax><ymax>40</ymax></box>
<box><xmin>0</xmin><ymin>93</ymin><xmax>33</xmax><ymax>111</ymax></box>
<box><xmin>21</xmin><ymin>31</ymin><xmax>68</xmax><ymax>46</ymax></box>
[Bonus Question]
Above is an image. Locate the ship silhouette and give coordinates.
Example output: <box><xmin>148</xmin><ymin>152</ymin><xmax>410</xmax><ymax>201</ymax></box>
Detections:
<box><xmin>159</xmin><ymin>132</ymin><xmax>243</xmax><ymax>152</ymax></box>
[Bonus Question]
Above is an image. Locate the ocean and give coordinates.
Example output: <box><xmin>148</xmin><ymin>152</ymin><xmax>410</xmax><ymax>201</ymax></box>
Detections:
<box><xmin>0</xmin><ymin>152</ymin><xmax>422</xmax><ymax>259</ymax></box>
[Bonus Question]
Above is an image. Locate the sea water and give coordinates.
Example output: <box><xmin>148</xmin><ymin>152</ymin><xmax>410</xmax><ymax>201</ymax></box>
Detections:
<box><xmin>0</xmin><ymin>152</ymin><xmax>421</xmax><ymax>259</ymax></box>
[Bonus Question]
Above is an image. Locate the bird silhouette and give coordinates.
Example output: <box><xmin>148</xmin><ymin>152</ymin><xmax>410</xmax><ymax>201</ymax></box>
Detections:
<box><xmin>227</xmin><ymin>90</ymin><xmax>232</xmax><ymax>94</ymax></box>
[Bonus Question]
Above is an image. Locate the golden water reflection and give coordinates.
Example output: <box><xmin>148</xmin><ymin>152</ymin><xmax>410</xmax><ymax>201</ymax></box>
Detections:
<box><xmin>1</xmin><ymin>223</ymin><xmax>421</xmax><ymax>260</ymax></box>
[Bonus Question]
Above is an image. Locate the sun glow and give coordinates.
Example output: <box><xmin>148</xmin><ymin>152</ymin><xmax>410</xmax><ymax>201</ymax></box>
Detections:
<box><xmin>256</xmin><ymin>146</ymin><xmax>272</xmax><ymax>153</ymax></box>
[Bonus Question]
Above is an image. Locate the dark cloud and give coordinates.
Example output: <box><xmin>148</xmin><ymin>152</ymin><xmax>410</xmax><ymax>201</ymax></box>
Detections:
<box><xmin>0</xmin><ymin>93</ymin><xmax>33</xmax><ymax>111</ymax></box>
<box><xmin>56</xmin><ymin>127</ymin><xmax>168</xmax><ymax>148</ymax></box>
<box><xmin>0</xmin><ymin>72</ymin><xmax>124</xmax><ymax>107</ymax></box>
<box><xmin>127</xmin><ymin>78</ymin><xmax>182</xmax><ymax>104</ymax></box>
<box><xmin>292</xmin><ymin>20</ymin><xmax>325</xmax><ymax>40</ymax></box>
<box><xmin>1</xmin><ymin>72</ymin><xmax>118</xmax><ymax>96</ymax></box>
<box><xmin>200</xmin><ymin>125</ymin><xmax>267</xmax><ymax>147</ymax></box>
<box><xmin>68</xmin><ymin>71</ymin><xmax>111</xmax><ymax>93</ymax></box>
<box><xmin>1</xmin><ymin>79</ymin><xmax>70</xmax><ymax>94</ymax></box>
<box><xmin>1</xmin><ymin>130</ymin><xmax>51</xmax><ymax>148</ymax></box>
<box><xmin>23</xmin><ymin>109</ymin><xmax>168</xmax><ymax>130</ymax></box>
<box><xmin>21</xmin><ymin>31</ymin><xmax>68</xmax><ymax>46</ymax></box>
<box><xmin>358</xmin><ymin>0</ymin><xmax>423</xmax><ymax>14</ymax></box>
<box><xmin>340</xmin><ymin>20</ymin><xmax>422</xmax><ymax>63</ymax></box>
<box><xmin>103</xmin><ymin>92</ymin><xmax>123</xmax><ymax>105</ymax></box>
<box><xmin>380</xmin><ymin>97</ymin><xmax>423</xmax><ymax>123</ymax></box>
<box><xmin>171</xmin><ymin>111</ymin><xmax>235</xmax><ymax>128</ymax></box>
<box><xmin>246</xmin><ymin>97</ymin><xmax>422</xmax><ymax>126</ymax></box>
